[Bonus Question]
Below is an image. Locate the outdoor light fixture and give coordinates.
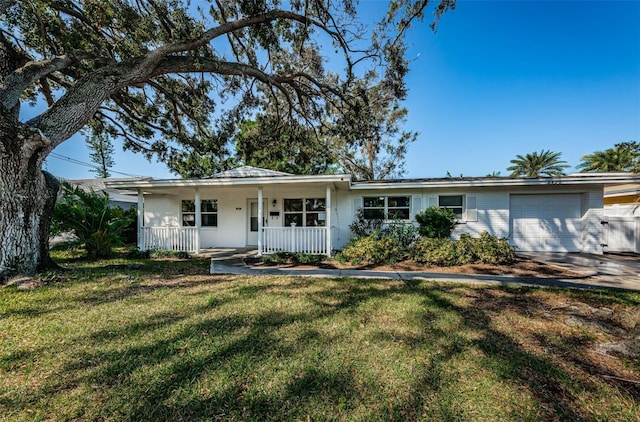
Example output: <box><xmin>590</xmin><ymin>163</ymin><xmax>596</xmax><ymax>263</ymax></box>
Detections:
<box><xmin>272</xmin><ymin>199</ymin><xmax>277</xmax><ymax>207</ymax></box>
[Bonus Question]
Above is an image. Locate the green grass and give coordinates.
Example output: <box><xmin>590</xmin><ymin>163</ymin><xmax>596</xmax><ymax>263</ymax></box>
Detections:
<box><xmin>1</xmin><ymin>253</ymin><xmax>639</xmax><ymax>421</ymax></box>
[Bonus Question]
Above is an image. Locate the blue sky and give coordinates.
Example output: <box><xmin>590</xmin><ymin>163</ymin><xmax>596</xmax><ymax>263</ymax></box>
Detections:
<box><xmin>44</xmin><ymin>0</ymin><xmax>640</xmax><ymax>179</ymax></box>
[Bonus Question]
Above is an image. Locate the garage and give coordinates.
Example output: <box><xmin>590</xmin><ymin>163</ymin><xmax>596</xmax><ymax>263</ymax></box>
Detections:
<box><xmin>510</xmin><ymin>194</ymin><xmax>582</xmax><ymax>252</ymax></box>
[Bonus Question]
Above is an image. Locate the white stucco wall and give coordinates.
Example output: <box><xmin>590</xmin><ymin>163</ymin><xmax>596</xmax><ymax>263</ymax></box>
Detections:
<box><xmin>141</xmin><ymin>182</ymin><xmax>608</xmax><ymax>254</ymax></box>
<box><xmin>337</xmin><ymin>186</ymin><xmax>605</xmax><ymax>254</ymax></box>
<box><xmin>334</xmin><ymin>189</ymin><xmax>511</xmax><ymax>250</ymax></box>
<box><xmin>144</xmin><ymin>196</ymin><xmax>181</xmax><ymax>227</ymax></box>
<box><xmin>143</xmin><ymin>185</ymin><xmax>339</xmax><ymax>249</ymax></box>
<box><xmin>452</xmin><ymin>191</ymin><xmax>510</xmax><ymax>239</ymax></box>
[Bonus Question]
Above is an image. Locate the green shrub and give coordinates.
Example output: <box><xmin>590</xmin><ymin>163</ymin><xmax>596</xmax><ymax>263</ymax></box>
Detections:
<box><xmin>51</xmin><ymin>182</ymin><xmax>133</xmax><ymax>258</ymax></box>
<box><xmin>262</xmin><ymin>252</ymin><xmax>290</xmax><ymax>265</ymax></box>
<box><xmin>381</xmin><ymin>220</ymin><xmax>420</xmax><ymax>248</ymax></box>
<box><xmin>412</xmin><ymin>232</ymin><xmax>515</xmax><ymax>266</ymax></box>
<box><xmin>292</xmin><ymin>252</ymin><xmax>325</xmax><ymax>265</ymax></box>
<box><xmin>126</xmin><ymin>248</ymin><xmax>151</xmax><ymax>259</ymax></box>
<box><xmin>455</xmin><ymin>233</ymin><xmax>479</xmax><ymax>264</ymax></box>
<box><xmin>150</xmin><ymin>249</ymin><xmax>190</xmax><ymax>259</ymax></box>
<box><xmin>474</xmin><ymin>232</ymin><xmax>516</xmax><ymax>264</ymax></box>
<box><xmin>411</xmin><ymin>237</ymin><xmax>458</xmax><ymax>266</ymax></box>
<box><xmin>349</xmin><ymin>208</ymin><xmax>383</xmax><ymax>239</ymax></box>
<box><xmin>126</xmin><ymin>248</ymin><xmax>190</xmax><ymax>259</ymax></box>
<box><xmin>262</xmin><ymin>252</ymin><xmax>325</xmax><ymax>265</ymax></box>
<box><xmin>119</xmin><ymin>207</ymin><xmax>138</xmax><ymax>245</ymax></box>
<box><xmin>340</xmin><ymin>234</ymin><xmax>405</xmax><ymax>265</ymax></box>
<box><xmin>415</xmin><ymin>206</ymin><xmax>457</xmax><ymax>239</ymax></box>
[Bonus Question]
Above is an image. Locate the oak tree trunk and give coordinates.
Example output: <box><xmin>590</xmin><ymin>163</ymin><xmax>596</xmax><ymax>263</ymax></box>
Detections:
<box><xmin>0</xmin><ymin>115</ymin><xmax>59</xmax><ymax>281</ymax></box>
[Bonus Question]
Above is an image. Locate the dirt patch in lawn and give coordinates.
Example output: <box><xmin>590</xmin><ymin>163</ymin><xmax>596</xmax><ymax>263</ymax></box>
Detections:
<box><xmin>246</xmin><ymin>256</ymin><xmax>586</xmax><ymax>279</ymax></box>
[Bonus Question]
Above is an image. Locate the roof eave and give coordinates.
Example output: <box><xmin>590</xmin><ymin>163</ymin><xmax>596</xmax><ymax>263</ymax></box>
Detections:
<box><xmin>105</xmin><ymin>174</ymin><xmax>352</xmax><ymax>189</ymax></box>
<box><xmin>350</xmin><ymin>174</ymin><xmax>640</xmax><ymax>190</ymax></box>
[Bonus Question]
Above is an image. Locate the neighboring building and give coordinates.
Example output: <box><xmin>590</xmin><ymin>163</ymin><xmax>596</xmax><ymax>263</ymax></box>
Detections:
<box><xmin>106</xmin><ymin>166</ymin><xmax>640</xmax><ymax>255</ymax></box>
<box><xmin>604</xmin><ymin>183</ymin><xmax>640</xmax><ymax>206</ymax></box>
<box><xmin>64</xmin><ymin>177</ymin><xmax>145</xmax><ymax>210</ymax></box>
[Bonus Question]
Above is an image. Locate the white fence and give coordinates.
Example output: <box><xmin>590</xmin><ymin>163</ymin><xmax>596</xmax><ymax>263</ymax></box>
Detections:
<box><xmin>262</xmin><ymin>226</ymin><xmax>328</xmax><ymax>255</ymax></box>
<box><xmin>603</xmin><ymin>217</ymin><xmax>639</xmax><ymax>253</ymax></box>
<box><xmin>141</xmin><ymin>227</ymin><xmax>198</xmax><ymax>252</ymax></box>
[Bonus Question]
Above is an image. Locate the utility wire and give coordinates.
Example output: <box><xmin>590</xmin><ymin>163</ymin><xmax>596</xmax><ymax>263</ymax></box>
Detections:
<box><xmin>48</xmin><ymin>152</ymin><xmax>148</xmax><ymax>178</ymax></box>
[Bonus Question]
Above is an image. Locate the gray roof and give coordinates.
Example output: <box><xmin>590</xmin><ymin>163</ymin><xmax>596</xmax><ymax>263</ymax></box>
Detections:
<box><xmin>206</xmin><ymin>166</ymin><xmax>292</xmax><ymax>179</ymax></box>
<box><xmin>63</xmin><ymin>177</ymin><xmax>143</xmax><ymax>203</ymax></box>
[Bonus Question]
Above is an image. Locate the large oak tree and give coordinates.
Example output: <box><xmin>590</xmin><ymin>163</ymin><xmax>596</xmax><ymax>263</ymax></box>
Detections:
<box><xmin>0</xmin><ymin>0</ymin><xmax>454</xmax><ymax>279</ymax></box>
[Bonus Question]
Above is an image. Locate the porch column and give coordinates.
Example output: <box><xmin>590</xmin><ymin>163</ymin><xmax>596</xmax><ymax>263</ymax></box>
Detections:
<box><xmin>258</xmin><ymin>187</ymin><xmax>264</xmax><ymax>256</ymax></box>
<box><xmin>194</xmin><ymin>188</ymin><xmax>201</xmax><ymax>254</ymax></box>
<box><xmin>137</xmin><ymin>189</ymin><xmax>144</xmax><ymax>249</ymax></box>
<box><xmin>326</xmin><ymin>185</ymin><xmax>332</xmax><ymax>257</ymax></box>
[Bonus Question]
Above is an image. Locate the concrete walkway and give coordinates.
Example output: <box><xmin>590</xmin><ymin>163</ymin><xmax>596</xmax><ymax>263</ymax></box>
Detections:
<box><xmin>208</xmin><ymin>249</ymin><xmax>640</xmax><ymax>292</ymax></box>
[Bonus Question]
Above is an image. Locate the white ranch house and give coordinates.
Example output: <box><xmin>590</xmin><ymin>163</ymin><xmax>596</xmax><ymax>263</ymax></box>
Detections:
<box><xmin>106</xmin><ymin>166</ymin><xmax>640</xmax><ymax>255</ymax></box>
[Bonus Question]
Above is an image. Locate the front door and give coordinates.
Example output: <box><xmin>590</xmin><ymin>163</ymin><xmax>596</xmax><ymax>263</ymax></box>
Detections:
<box><xmin>247</xmin><ymin>199</ymin><xmax>267</xmax><ymax>246</ymax></box>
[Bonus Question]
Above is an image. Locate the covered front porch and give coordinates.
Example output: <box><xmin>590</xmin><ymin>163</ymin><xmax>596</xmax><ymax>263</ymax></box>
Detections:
<box><xmin>106</xmin><ymin>167</ymin><xmax>350</xmax><ymax>257</ymax></box>
<box><xmin>139</xmin><ymin>218</ymin><xmax>332</xmax><ymax>256</ymax></box>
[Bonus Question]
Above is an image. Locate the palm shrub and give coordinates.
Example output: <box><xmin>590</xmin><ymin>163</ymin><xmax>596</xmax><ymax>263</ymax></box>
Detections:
<box><xmin>51</xmin><ymin>182</ymin><xmax>134</xmax><ymax>258</ymax></box>
<box><xmin>415</xmin><ymin>206</ymin><xmax>457</xmax><ymax>239</ymax></box>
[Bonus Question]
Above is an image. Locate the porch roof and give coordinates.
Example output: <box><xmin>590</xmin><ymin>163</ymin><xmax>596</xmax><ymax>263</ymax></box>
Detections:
<box><xmin>105</xmin><ymin>172</ymin><xmax>352</xmax><ymax>191</ymax></box>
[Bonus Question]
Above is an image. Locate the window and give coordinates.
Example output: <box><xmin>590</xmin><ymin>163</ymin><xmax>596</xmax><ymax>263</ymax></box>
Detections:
<box><xmin>439</xmin><ymin>195</ymin><xmax>463</xmax><ymax>219</ymax></box>
<box><xmin>363</xmin><ymin>196</ymin><xmax>411</xmax><ymax>220</ymax></box>
<box><xmin>182</xmin><ymin>199</ymin><xmax>218</xmax><ymax>227</ymax></box>
<box><xmin>284</xmin><ymin>198</ymin><xmax>326</xmax><ymax>227</ymax></box>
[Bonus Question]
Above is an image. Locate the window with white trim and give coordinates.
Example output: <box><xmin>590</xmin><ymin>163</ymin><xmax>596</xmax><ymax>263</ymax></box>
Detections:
<box><xmin>363</xmin><ymin>196</ymin><xmax>411</xmax><ymax>220</ymax></box>
<box><xmin>284</xmin><ymin>198</ymin><xmax>326</xmax><ymax>226</ymax></box>
<box><xmin>438</xmin><ymin>195</ymin><xmax>463</xmax><ymax>219</ymax></box>
<box><xmin>182</xmin><ymin>199</ymin><xmax>218</xmax><ymax>227</ymax></box>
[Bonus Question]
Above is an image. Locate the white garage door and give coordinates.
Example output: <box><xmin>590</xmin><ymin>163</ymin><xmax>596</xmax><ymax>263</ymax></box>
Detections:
<box><xmin>510</xmin><ymin>194</ymin><xmax>582</xmax><ymax>252</ymax></box>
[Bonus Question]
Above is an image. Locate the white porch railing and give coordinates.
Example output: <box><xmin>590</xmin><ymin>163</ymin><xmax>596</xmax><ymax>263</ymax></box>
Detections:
<box><xmin>141</xmin><ymin>227</ymin><xmax>198</xmax><ymax>252</ymax></box>
<box><xmin>262</xmin><ymin>226</ymin><xmax>328</xmax><ymax>255</ymax></box>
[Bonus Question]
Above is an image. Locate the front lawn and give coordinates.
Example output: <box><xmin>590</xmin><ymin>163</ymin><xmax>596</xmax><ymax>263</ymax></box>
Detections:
<box><xmin>1</xmin><ymin>254</ymin><xmax>638</xmax><ymax>421</ymax></box>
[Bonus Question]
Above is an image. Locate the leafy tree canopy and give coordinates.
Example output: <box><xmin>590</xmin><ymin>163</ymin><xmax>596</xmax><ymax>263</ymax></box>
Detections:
<box><xmin>0</xmin><ymin>0</ymin><xmax>452</xmax><ymax>175</ymax></box>
<box><xmin>326</xmin><ymin>72</ymin><xmax>418</xmax><ymax>180</ymax></box>
<box><xmin>577</xmin><ymin>141</ymin><xmax>640</xmax><ymax>173</ymax></box>
<box><xmin>234</xmin><ymin>115</ymin><xmax>339</xmax><ymax>175</ymax></box>
<box><xmin>507</xmin><ymin>150</ymin><xmax>570</xmax><ymax>178</ymax></box>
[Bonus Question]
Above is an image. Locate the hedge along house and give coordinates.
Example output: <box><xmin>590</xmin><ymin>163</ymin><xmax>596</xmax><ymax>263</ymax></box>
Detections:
<box><xmin>106</xmin><ymin>166</ymin><xmax>640</xmax><ymax>256</ymax></box>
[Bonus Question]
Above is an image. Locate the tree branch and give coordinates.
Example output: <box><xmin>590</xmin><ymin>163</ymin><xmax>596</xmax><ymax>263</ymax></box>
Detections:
<box><xmin>25</xmin><ymin>8</ymin><xmax>360</xmax><ymax>150</ymax></box>
<box><xmin>0</xmin><ymin>56</ymin><xmax>76</xmax><ymax>110</ymax></box>
<box><xmin>0</xmin><ymin>0</ymin><xmax>13</xmax><ymax>16</ymax></box>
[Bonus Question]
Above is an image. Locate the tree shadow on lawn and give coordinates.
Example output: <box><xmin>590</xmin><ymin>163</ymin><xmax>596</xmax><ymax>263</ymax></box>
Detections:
<box><xmin>5</xmin><ymin>278</ymin><xmax>638</xmax><ymax>420</ymax></box>
<box><xmin>416</xmin><ymin>287</ymin><xmax>639</xmax><ymax>419</ymax></box>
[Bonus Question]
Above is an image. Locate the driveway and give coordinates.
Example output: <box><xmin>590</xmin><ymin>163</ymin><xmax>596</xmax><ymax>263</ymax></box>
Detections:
<box><xmin>518</xmin><ymin>252</ymin><xmax>640</xmax><ymax>290</ymax></box>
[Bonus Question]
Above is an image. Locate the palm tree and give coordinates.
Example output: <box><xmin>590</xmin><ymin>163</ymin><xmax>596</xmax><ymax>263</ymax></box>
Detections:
<box><xmin>577</xmin><ymin>142</ymin><xmax>640</xmax><ymax>173</ymax></box>
<box><xmin>507</xmin><ymin>150</ymin><xmax>570</xmax><ymax>177</ymax></box>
